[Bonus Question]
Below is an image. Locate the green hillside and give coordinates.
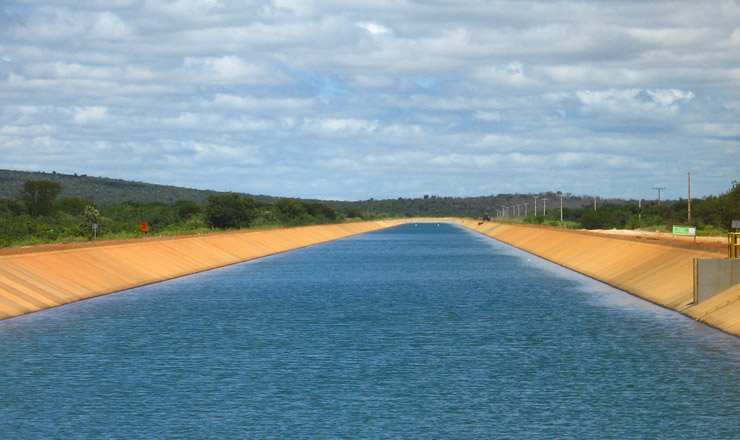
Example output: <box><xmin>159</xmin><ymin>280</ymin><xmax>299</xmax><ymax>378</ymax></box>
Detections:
<box><xmin>0</xmin><ymin>169</ymin><xmax>276</xmax><ymax>205</ymax></box>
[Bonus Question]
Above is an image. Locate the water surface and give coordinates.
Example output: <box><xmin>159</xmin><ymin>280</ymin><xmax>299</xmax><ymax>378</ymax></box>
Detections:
<box><xmin>2</xmin><ymin>223</ymin><xmax>740</xmax><ymax>439</ymax></box>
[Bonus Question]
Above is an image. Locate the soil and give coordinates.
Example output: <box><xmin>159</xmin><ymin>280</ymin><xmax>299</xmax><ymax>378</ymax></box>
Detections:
<box><xmin>577</xmin><ymin>228</ymin><xmax>727</xmax><ymax>254</ymax></box>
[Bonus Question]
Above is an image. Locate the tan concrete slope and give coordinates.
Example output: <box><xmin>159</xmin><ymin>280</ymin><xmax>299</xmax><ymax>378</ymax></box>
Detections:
<box><xmin>684</xmin><ymin>284</ymin><xmax>740</xmax><ymax>335</ymax></box>
<box><xmin>0</xmin><ymin>221</ymin><xmax>393</xmax><ymax>320</ymax></box>
<box><xmin>458</xmin><ymin>220</ymin><xmax>740</xmax><ymax>336</ymax></box>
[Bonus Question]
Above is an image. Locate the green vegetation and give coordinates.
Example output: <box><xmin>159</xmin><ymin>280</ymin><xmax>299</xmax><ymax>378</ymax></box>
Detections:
<box><xmin>1</xmin><ymin>170</ymin><xmax>737</xmax><ymax>248</ymax></box>
<box><xmin>0</xmin><ymin>169</ymin><xmax>271</xmax><ymax>205</ymax></box>
<box><xmin>514</xmin><ymin>180</ymin><xmax>740</xmax><ymax>234</ymax></box>
<box><xmin>324</xmin><ymin>192</ymin><xmax>600</xmax><ymax>219</ymax></box>
<box><xmin>20</xmin><ymin>180</ymin><xmax>63</xmax><ymax>217</ymax></box>
<box><xmin>0</xmin><ymin>180</ymin><xmax>349</xmax><ymax>248</ymax></box>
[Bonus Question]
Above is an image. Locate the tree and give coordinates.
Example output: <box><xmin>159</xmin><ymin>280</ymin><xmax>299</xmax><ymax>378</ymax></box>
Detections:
<box><xmin>82</xmin><ymin>206</ymin><xmax>102</xmax><ymax>238</ymax></box>
<box><xmin>20</xmin><ymin>180</ymin><xmax>62</xmax><ymax>217</ymax></box>
<box><xmin>715</xmin><ymin>180</ymin><xmax>740</xmax><ymax>228</ymax></box>
<box><xmin>305</xmin><ymin>202</ymin><xmax>339</xmax><ymax>220</ymax></box>
<box><xmin>83</xmin><ymin>206</ymin><xmax>102</xmax><ymax>225</ymax></box>
<box><xmin>275</xmin><ymin>198</ymin><xmax>306</xmax><ymax>219</ymax></box>
<box><xmin>345</xmin><ymin>208</ymin><xmax>363</xmax><ymax>219</ymax></box>
<box><xmin>173</xmin><ymin>200</ymin><xmax>202</xmax><ymax>219</ymax></box>
<box><xmin>55</xmin><ymin>197</ymin><xmax>93</xmax><ymax>216</ymax></box>
<box><xmin>204</xmin><ymin>194</ymin><xmax>256</xmax><ymax>229</ymax></box>
<box><xmin>0</xmin><ymin>199</ymin><xmax>25</xmax><ymax>217</ymax></box>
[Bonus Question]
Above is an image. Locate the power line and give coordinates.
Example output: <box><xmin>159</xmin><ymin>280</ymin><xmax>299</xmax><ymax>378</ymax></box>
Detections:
<box><xmin>653</xmin><ymin>186</ymin><xmax>666</xmax><ymax>205</ymax></box>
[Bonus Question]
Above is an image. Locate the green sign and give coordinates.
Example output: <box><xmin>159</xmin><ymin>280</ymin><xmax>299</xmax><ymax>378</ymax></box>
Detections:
<box><xmin>672</xmin><ymin>225</ymin><xmax>696</xmax><ymax>236</ymax></box>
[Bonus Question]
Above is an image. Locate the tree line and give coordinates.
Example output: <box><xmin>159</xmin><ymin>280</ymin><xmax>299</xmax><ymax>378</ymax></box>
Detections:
<box><xmin>2</xmin><ymin>178</ymin><xmax>738</xmax><ymax>247</ymax></box>
<box><xmin>518</xmin><ymin>180</ymin><xmax>740</xmax><ymax>233</ymax></box>
<box><xmin>0</xmin><ymin>180</ymin><xmax>357</xmax><ymax>247</ymax></box>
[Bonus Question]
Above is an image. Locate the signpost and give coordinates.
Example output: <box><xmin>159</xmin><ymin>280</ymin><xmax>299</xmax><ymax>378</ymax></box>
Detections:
<box><xmin>673</xmin><ymin>225</ymin><xmax>696</xmax><ymax>242</ymax></box>
<box><xmin>92</xmin><ymin>223</ymin><xmax>98</xmax><ymax>239</ymax></box>
<box><xmin>141</xmin><ymin>222</ymin><xmax>148</xmax><ymax>234</ymax></box>
<box><xmin>672</xmin><ymin>225</ymin><xmax>696</xmax><ymax>236</ymax></box>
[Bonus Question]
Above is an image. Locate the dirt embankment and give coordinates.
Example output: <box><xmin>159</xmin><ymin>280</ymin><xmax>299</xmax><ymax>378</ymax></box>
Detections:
<box><xmin>585</xmin><ymin>228</ymin><xmax>726</xmax><ymax>253</ymax></box>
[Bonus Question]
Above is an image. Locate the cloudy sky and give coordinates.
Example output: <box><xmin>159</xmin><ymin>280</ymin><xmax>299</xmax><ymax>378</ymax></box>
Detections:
<box><xmin>1</xmin><ymin>1</ymin><xmax>739</xmax><ymax>201</ymax></box>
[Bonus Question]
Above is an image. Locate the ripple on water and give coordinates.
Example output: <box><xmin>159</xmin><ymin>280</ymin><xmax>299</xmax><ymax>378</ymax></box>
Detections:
<box><xmin>2</xmin><ymin>223</ymin><xmax>740</xmax><ymax>439</ymax></box>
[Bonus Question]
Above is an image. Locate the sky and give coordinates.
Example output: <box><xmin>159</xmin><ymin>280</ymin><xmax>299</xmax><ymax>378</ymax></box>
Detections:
<box><xmin>1</xmin><ymin>0</ymin><xmax>739</xmax><ymax>201</ymax></box>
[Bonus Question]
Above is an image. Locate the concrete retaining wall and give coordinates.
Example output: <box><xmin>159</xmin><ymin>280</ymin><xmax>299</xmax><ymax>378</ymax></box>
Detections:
<box><xmin>694</xmin><ymin>259</ymin><xmax>740</xmax><ymax>304</ymax></box>
<box><xmin>5</xmin><ymin>218</ymin><xmax>740</xmax><ymax>339</ymax></box>
<box><xmin>459</xmin><ymin>220</ymin><xmax>721</xmax><ymax>311</ymax></box>
<box><xmin>0</xmin><ymin>221</ymin><xmax>393</xmax><ymax>320</ymax></box>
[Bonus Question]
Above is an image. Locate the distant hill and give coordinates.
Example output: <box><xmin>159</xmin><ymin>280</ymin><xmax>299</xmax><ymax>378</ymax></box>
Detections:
<box><xmin>0</xmin><ymin>169</ymin><xmax>278</xmax><ymax>205</ymax></box>
<box><xmin>1</xmin><ymin>169</ymin><xmax>638</xmax><ymax>217</ymax></box>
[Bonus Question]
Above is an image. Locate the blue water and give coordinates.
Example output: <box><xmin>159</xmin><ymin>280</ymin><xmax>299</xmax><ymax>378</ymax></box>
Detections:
<box><xmin>2</xmin><ymin>223</ymin><xmax>740</xmax><ymax>439</ymax></box>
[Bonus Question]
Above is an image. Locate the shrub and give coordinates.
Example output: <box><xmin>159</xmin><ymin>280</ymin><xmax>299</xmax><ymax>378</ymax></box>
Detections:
<box><xmin>204</xmin><ymin>194</ymin><xmax>257</xmax><ymax>229</ymax></box>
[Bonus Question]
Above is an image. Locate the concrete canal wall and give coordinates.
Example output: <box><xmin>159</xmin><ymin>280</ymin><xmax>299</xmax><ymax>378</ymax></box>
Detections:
<box><xmin>4</xmin><ymin>218</ymin><xmax>740</xmax><ymax>339</ymax></box>
<box><xmin>0</xmin><ymin>221</ymin><xmax>393</xmax><ymax>320</ymax></box>
<box><xmin>460</xmin><ymin>220</ymin><xmax>740</xmax><ymax>338</ymax></box>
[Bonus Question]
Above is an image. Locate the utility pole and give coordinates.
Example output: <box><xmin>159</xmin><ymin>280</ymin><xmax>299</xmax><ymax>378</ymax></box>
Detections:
<box><xmin>523</xmin><ymin>202</ymin><xmax>528</xmax><ymax>217</ymax></box>
<box><xmin>534</xmin><ymin>195</ymin><xmax>539</xmax><ymax>216</ymax></box>
<box><xmin>542</xmin><ymin>199</ymin><xmax>548</xmax><ymax>216</ymax></box>
<box><xmin>593</xmin><ymin>196</ymin><xmax>597</xmax><ymax>211</ymax></box>
<box><xmin>557</xmin><ymin>192</ymin><xmax>564</xmax><ymax>222</ymax></box>
<box><xmin>653</xmin><ymin>186</ymin><xmax>665</xmax><ymax>206</ymax></box>
<box><xmin>637</xmin><ymin>190</ymin><xmax>642</xmax><ymax>220</ymax></box>
<box><xmin>687</xmin><ymin>172</ymin><xmax>695</xmax><ymax>222</ymax></box>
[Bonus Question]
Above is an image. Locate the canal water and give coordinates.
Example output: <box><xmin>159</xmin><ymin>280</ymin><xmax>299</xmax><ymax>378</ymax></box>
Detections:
<box><xmin>2</xmin><ymin>223</ymin><xmax>740</xmax><ymax>439</ymax></box>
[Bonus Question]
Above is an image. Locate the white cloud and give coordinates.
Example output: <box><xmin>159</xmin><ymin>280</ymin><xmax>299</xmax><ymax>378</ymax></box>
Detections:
<box><xmin>473</xmin><ymin>62</ymin><xmax>539</xmax><ymax>89</ymax></box>
<box><xmin>211</xmin><ymin>94</ymin><xmax>314</xmax><ymax>112</ymax></box>
<box><xmin>1</xmin><ymin>0</ymin><xmax>738</xmax><ymax>200</ymax></box>
<box><xmin>181</xmin><ymin>56</ymin><xmax>276</xmax><ymax>84</ymax></box>
<box><xmin>684</xmin><ymin>122</ymin><xmax>740</xmax><ymax>138</ymax></box>
<box><xmin>474</xmin><ymin>111</ymin><xmax>501</xmax><ymax>122</ymax></box>
<box><xmin>645</xmin><ymin>89</ymin><xmax>694</xmax><ymax>106</ymax></box>
<box><xmin>575</xmin><ymin>88</ymin><xmax>694</xmax><ymax>119</ymax></box>
<box><xmin>356</xmin><ymin>22</ymin><xmax>390</xmax><ymax>35</ymax></box>
<box><xmin>304</xmin><ymin>118</ymin><xmax>379</xmax><ymax>135</ymax></box>
<box><xmin>72</xmin><ymin>106</ymin><xmax>109</xmax><ymax>124</ymax></box>
<box><xmin>142</xmin><ymin>0</ymin><xmax>223</xmax><ymax>21</ymax></box>
<box><xmin>363</xmin><ymin>151</ymin><xmax>431</xmax><ymax>166</ymax></box>
<box><xmin>89</xmin><ymin>11</ymin><xmax>133</xmax><ymax>40</ymax></box>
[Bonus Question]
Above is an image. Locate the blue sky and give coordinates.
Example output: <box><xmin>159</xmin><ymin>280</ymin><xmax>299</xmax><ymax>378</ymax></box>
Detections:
<box><xmin>1</xmin><ymin>0</ymin><xmax>738</xmax><ymax>201</ymax></box>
